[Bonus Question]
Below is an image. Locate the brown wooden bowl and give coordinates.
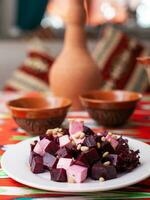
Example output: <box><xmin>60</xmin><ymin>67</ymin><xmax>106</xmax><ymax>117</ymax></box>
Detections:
<box><xmin>80</xmin><ymin>90</ymin><xmax>142</xmax><ymax>127</ymax></box>
<box><xmin>7</xmin><ymin>96</ymin><xmax>71</xmax><ymax>136</ymax></box>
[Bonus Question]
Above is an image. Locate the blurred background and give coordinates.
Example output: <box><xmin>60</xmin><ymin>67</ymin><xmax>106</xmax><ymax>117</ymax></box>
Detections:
<box><xmin>1</xmin><ymin>0</ymin><xmax>150</xmax><ymax>39</ymax></box>
<box><xmin>0</xmin><ymin>0</ymin><xmax>150</xmax><ymax>90</ymax></box>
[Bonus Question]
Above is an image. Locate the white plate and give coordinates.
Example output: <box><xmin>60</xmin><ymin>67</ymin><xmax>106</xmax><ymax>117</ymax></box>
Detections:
<box><xmin>1</xmin><ymin>137</ymin><xmax>150</xmax><ymax>193</ymax></box>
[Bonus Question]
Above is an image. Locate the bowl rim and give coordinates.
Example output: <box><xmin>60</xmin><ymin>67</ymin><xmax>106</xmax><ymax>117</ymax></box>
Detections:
<box><xmin>7</xmin><ymin>96</ymin><xmax>72</xmax><ymax>112</ymax></box>
<box><xmin>79</xmin><ymin>90</ymin><xmax>143</xmax><ymax>104</ymax></box>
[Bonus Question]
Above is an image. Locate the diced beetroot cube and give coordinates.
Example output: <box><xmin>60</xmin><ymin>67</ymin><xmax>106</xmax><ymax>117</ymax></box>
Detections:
<box><xmin>105</xmin><ymin>165</ymin><xmax>117</xmax><ymax>180</ymax></box>
<box><xmin>30</xmin><ymin>140</ymin><xmax>38</xmax><ymax>151</ymax></box>
<box><xmin>83</xmin><ymin>126</ymin><xmax>95</xmax><ymax>135</ymax></box>
<box><xmin>106</xmin><ymin>135</ymin><xmax>118</xmax><ymax>150</ymax></box>
<box><xmin>83</xmin><ymin>135</ymin><xmax>96</xmax><ymax>147</ymax></box>
<box><xmin>63</xmin><ymin>128</ymin><xmax>69</xmax><ymax>135</ymax></box>
<box><xmin>39</xmin><ymin>134</ymin><xmax>45</xmax><ymax>140</ymax></box>
<box><xmin>91</xmin><ymin>162</ymin><xmax>107</xmax><ymax>180</ymax></box>
<box><xmin>57</xmin><ymin>158</ymin><xmax>73</xmax><ymax>170</ymax></box>
<box><xmin>101</xmin><ymin>130</ymin><xmax>109</xmax><ymax>137</ymax></box>
<box><xmin>95</xmin><ymin>135</ymin><xmax>102</xmax><ymax>143</ymax></box>
<box><xmin>30</xmin><ymin>156</ymin><xmax>44</xmax><ymax>174</ymax></box>
<box><xmin>59</xmin><ymin>135</ymin><xmax>70</xmax><ymax>147</ymax></box>
<box><xmin>69</xmin><ymin>120</ymin><xmax>83</xmax><ymax>135</ymax></box>
<box><xmin>43</xmin><ymin>153</ymin><xmax>58</xmax><ymax>169</ymax></box>
<box><xmin>56</xmin><ymin>147</ymin><xmax>72</xmax><ymax>158</ymax></box>
<box><xmin>100</xmin><ymin>141</ymin><xmax>115</xmax><ymax>154</ymax></box>
<box><xmin>29</xmin><ymin>151</ymin><xmax>38</xmax><ymax>165</ymax></box>
<box><xmin>45</xmin><ymin>134</ymin><xmax>54</xmax><ymax>141</ymax></box>
<box><xmin>53</xmin><ymin>137</ymin><xmax>59</xmax><ymax>144</ymax></box>
<box><xmin>45</xmin><ymin>141</ymin><xmax>59</xmax><ymax>155</ymax></box>
<box><xmin>65</xmin><ymin>142</ymin><xmax>76</xmax><ymax>151</ymax></box>
<box><xmin>66</xmin><ymin>165</ymin><xmax>88</xmax><ymax>183</ymax></box>
<box><xmin>33</xmin><ymin>138</ymin><xmax>50</xmax><ymax>156</ymax></box>
<box><xmin>33</xmin><ymin>143</ymin><xmax>42</xmax><ymax>156</ymax></box>
<box><xmin>91</xmin><ymin>162</ymin><xmax>117</xmax><ymax>180</ymax></box>
<box><xmin>85</xmin><ymin>148</ymin><xmax>100</xmax><ymax>165</ymax></box>
<box><xmin>50</xmin><ymin>168</ymin><xmax>67</xmax><ymax>182</ymax></box>
<box><xmin>74</xmin><ymin>153</ymin><xmax>89</xmax><ymax>167</ymax></box>
<box><xmin>108</xmin><ymin>154</ymin><xmax>118</xmax><ymax>166</ymax></box>
<box><xmin>65</xmin><ymin>143</ymin><xmax>78</xmax><ymax>158</ymax></box>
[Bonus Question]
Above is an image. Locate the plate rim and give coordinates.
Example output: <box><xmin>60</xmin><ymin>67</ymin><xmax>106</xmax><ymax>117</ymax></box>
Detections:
<box><xmin>1</xmin><ymin>136</ymin><xmax>150</xmax><ymax>193</ymax></box>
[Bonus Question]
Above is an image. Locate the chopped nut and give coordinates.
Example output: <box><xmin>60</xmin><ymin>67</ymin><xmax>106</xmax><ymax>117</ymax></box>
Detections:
<box><xmin>101</xmin><ymin>137</ymin><xmax>106</xmax><ymax>142</ymax></box>
<box><xmin>52</xmin><ymin>129</ymin><xmax>58</xmax><ymax>134</ymax></box>
<box><xmin>74</xmin><ymin>131</ymin><xmax>82</xmax><ymax>139</ymax></box>
<box><xmin>102</xmin><ymin>152</ymin><xmax>109</xmax><ymax>158</ymax></box>
<box><xmin>68</xmin><ymin>176</ymin><xmax>76</xmax><ymax>183</ymax></box>
<box><xmin>108</xmin><ymin>132</ymin><xmax>112</xmax><ymax>136</ymax></box>
<box><xmin>57</xmin><ymin>133</ymin><xmax>63</xmax><ymax>137</ymax></box>
<box><xmin>77</xmin><ymin>144</ymin><xmax>82</xmax><ymax>150</ymax></box>
<box><xmin>81</xmin><ymin>146</ymin><xmax>89</xmax><ymax>152</ymax></box>
<box><xmin>53</xmin><ymin>134</ymin><xmax>58</xmax><ymax>138</ymax></box>
<box><xmin>103</xmin><ymin>161</ymin><xmax>111</xmax><ymax>166</ymax></box>
<box><xmin>79</xmin><ymin>132</ymin><xmax>85</xmax><ymax>139</ymax></box>
<box><xmin>97</xmin><ymin>142</ymin><xmax>101</xmax><ymax>149</ymax></box>
<box><xmin>99</xmin><ymin>177</ymin><xmax>105</xmax><ymax>182</ymax></box>
<box><xmin>46</xmin><ymin>129</ymin><xmax>53</xmax><ymax>135</ymax></box>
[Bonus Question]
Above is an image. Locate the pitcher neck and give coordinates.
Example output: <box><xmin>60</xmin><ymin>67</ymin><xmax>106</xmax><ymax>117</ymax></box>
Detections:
<box><xmin>64</xmin><ymin>25</ymin><xmax>87</xmax><ymax>49</ymax></box>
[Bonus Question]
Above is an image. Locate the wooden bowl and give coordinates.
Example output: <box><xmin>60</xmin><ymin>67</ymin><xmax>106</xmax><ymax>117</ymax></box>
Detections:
<box><xmin>7</xmin><ymin>96</ymin><xmax>71</xmax><ymax>136</ymax></box>
<box><xmin>80</xmin><ymin>90</ymin><xmax>142</xmax><ymax>127</ymax></box>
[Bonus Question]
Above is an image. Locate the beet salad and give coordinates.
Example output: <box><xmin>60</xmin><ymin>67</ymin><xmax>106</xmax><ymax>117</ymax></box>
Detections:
<box><xmin>29</xmin><ymin>120</ymin><xmax>140</xmax><ymax>183</ymax></box>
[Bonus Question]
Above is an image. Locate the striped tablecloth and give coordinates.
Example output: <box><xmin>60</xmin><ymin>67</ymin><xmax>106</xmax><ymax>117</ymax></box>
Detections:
<box><xmin>0</xmin><ymin>92</ymin><xmax>150</xmax><ymax>200</ymax></box>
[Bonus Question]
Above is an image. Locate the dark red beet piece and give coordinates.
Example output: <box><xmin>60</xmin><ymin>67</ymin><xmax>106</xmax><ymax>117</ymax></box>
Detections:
<box><xmin>83</xmin><ymin>126</ymin><xmax>95</xmax><ymax>135</ymax></box>
<box><xmin>56</xmin><ymin>147</ymin><xmax>72</xmax><ymax>158</ymax></box>
<box><xmin>116</xmin><ymin>137</ymin><xmax>140</xmax><ymax>172</ymax></box>
<box><xmin>108</xmin><ymin>154</ymin><xmax>118</xmax><ymax>166</ymax></box>
<box><xmin>63</xmin><ymin>128</ymin><xmax>69</xmax><ymax>135</ymax></box>
<box><xmin>65</xmin><ymin>142</ymin><xmax>76</xmax><ymax>151</ymax></box>
<box><xmin>43</xmin><ymin>153</ymin><xmax>58</xmax><ymax>170</ymax></box>
<box><xmin>45</xmin><ymin>141</ymin><xmax>59</xmax><ymax>155</ymax></box>
<box><xmin>46</xmin><ymin>134</ymin><xmax>54</xmax><ymax>141</ymax></box>
<box><xmin>95</xmin><ymin>135</ymin><xmax>102</xmax><ymax>143</ymax></box>
<box><xmin>105</xmin><ymin>165</ymin><xmax>117</xmax><ymax>180</ymax></box>
<box><xmin>29</xmin><ymin>151</ymin><xmax>38</xmax><ymax>165</ymax></box>
<box><xmin>74</xmin><ymin>152</ymin><xmax>89</xmax><ymax>167</ymax></box>
<box><xmin>39</xmin><ymin>134</ymin><xmax>46</xmax><ymax>140</ymax></box>
<box><xmin>101</xmin><ymin>130</ymin><xmax>109</xmax><ymax>137</ymax></box>
<box><xmin>91</xmin><ymin>162</ymin><xmax>117</xmax><ymax>180</ymax></box>
<box><xmin>30</xmin><ymin>156</ymin><xmax>44</xmax><ymax>174</ymax></box>
<box><xmin>50</xmin><ymin>168</ymin><xmax>67</xmax><ymax>182</ymax></box>
<box><xmin>30</xmin><ymin>141</ymin><xmax>38</xmax><ymax>151</ymax></box>
<box><xmin>53</xmin><ymin>137</ymin><xmax>59</xmax><ymax>144</ymax></box>
<box><xmin>100</xmin><ymin>141</ymin><xmax>115</xmax><ymax>154</ymax></box>
<box><xmin>85</xmin><ymin>148</ymin><xmax>100</xmax><ymax>165</ymax></box>
<box><xmin>65</xmin><ymin>142</ymin><xmax>78</xmax><ymax>158</ymax></box>
<box><xmin>91</xmin><ymin>162</ymin><xmax>106</xmax><ymax>180</ymax></box>
<box><xmin>41</xmin><ymin>134</ymin><xmax>53</xmax><ymax>141</ymax></box>
<box><xmin>83</xmin><ymin>135</ymin><xmax>96</xmax><ymax>147</ymax></box>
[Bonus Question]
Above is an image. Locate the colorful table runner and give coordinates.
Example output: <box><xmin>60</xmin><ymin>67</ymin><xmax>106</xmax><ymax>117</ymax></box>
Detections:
<box><xmin>0</xmin><ymin>92</ymin><xmax>150</xmax><ymax>200</ymax></box>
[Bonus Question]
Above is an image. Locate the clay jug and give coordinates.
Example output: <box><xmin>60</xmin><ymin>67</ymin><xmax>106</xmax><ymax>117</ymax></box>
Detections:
<box><xmin>50</xmin><ymin>0</ymin><xmax>101</xmax><ymax>110</ymax></box>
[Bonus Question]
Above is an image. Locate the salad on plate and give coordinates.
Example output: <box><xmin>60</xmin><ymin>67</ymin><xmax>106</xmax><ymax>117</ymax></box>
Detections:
<box><xmin>29</xmin><ymin>120</ymin><xmax>140</xmax><ymax>183</ymax></box>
